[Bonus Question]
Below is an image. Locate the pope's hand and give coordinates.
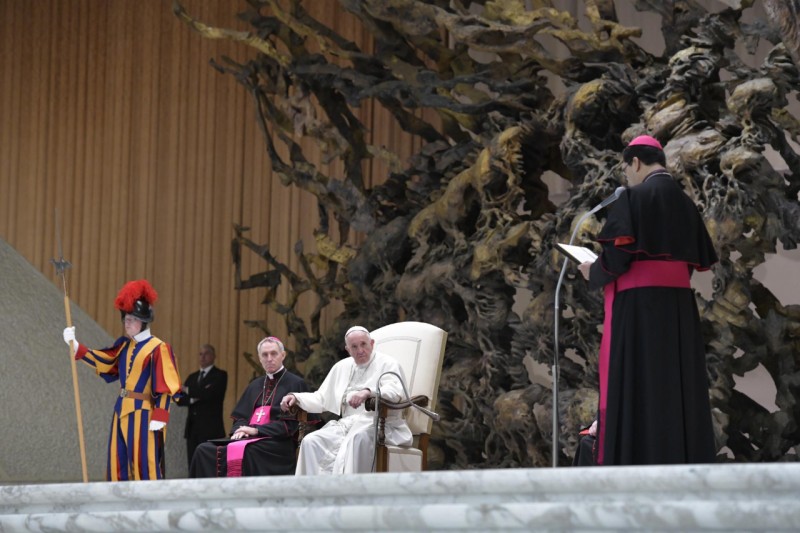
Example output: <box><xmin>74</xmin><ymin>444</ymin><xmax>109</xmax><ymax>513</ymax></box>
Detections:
<box><xmin>280</xmin><ymin>394</ymin><xmax>296</xmax><ymax>412</ymax></box>
<box><xmin>149</xmin><ymin>421</ymin><xmax>166</xmax><ymax>431</ymax></box>
<box><xmin>347</xmin><ymin>389</ymin><xmax>371</xmax><ymax>408</ymax></box>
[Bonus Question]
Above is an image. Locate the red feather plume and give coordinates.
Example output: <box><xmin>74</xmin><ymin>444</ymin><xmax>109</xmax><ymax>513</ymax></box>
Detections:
<box><xmin>114</xmin><ymin>279</ymin><xmax>158</xmax><ymax>312</ymax></box>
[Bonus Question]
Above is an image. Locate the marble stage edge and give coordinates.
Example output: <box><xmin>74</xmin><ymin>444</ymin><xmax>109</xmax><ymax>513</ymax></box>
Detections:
<box><xmin>2</xmin><ymin>463</ymin><xmax>799</xmax><ymax>531</ymax></box>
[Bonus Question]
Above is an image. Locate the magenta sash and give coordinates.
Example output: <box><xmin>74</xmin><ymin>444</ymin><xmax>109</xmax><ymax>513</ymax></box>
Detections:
<box><xmin>226</xmin><ymin>437</ymin><xmax>266</xmax><ymax>477</ymax></box>
<box><xmin>597</xmin><ymin>260</ymin><xmax>690</xmax><ymax>465</ymax></box>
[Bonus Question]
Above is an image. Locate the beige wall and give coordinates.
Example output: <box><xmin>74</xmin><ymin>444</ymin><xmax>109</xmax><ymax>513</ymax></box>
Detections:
<box><xmin>0</xmin><ymin>0</ymin><xmax>424</xmax><ymax>428</ymax></box>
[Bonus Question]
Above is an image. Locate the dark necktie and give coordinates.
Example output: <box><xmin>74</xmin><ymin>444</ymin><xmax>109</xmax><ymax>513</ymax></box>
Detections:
<box><xmin>198</xmin><ymin>370</ymin><xmax>206</xmax><ymax>386</ymax></box>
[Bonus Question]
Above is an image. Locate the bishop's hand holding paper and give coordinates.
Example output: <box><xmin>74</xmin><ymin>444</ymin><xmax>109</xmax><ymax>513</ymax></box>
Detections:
<box><xmin>553</xmin><ymin>242</ymin><xmax>596</xmax><ymax>279</ymax></box>
<box><xmin>578</xmin><ymin>260</ymin><xmax>594</xmax><ymax>280</ymax></box>
<box><xmin>555</xmin><ymin>242</ymin><xmax>597</xmax><ymax>264</ymax></box>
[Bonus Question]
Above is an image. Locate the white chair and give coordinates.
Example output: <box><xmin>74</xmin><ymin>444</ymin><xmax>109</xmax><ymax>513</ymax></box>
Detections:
<box><xmin>367</xmin><ymin>321</ymin><xmax>447</xmax><ymax>472</ymax></box>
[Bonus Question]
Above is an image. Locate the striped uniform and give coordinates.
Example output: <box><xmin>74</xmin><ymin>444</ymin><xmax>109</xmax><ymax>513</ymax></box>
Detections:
<box><xmin>76</xmin><ymin>335</ymin><xmax>182</xmax><ymax>480</ymax></box>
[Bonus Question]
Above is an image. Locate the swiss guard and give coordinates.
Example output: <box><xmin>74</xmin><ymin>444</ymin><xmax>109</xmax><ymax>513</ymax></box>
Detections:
<box><xmin>63</xmin><ymin>280</ymin><xmax>182</xmax><ymax>481</ymax></box>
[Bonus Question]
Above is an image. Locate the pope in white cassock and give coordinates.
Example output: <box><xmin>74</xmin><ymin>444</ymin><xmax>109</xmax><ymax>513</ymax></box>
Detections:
<box><xmin>280</xmin><ymin>326</ymin><xmax>412</xmax><ymax>474</ymax></box>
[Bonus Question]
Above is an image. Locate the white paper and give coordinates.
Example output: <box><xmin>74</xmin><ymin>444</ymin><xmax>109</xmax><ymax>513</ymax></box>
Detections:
<box><xmin>556</xmin><ymin>243</ymin><xmax>598</xmax><ymax>263</ymax></box>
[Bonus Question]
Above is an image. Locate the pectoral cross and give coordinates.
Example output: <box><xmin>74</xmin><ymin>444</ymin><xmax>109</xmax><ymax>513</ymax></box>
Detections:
<box><xmin>255</xmin><ymin>409</ymin><xmax>265</xmax><ymax>423</ymax></box>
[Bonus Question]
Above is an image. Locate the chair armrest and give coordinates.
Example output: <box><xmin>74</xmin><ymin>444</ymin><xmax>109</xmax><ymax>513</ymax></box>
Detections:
<box><xmin>365</xmin><ymin>395</ymin><xmax>429</xmax><ymax>413</ymax></box>
<box><xmin>365</xmin><ymin>395</ymin><xmax>431</xmax><ymax>447</ymax></box>
<box><xmin>287</xmin><ymin>405</ymin><xmax>310</xmax><ymax>443</ymax></box>
<box><xmin>288</xmin><ymin>404</ymin><xmax>307</xmax><ymax>420</ymax></box>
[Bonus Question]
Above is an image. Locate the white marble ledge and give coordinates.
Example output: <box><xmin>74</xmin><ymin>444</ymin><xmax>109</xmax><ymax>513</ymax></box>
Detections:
<box><xmin>1</xmin><ymin>463</ymin><xmax>800</xmax><ymax>531</ymax></box>
<box><xmin>3</xmin><ymin>501</ymin><xmax>799</xmax><ymax>532</ymax></box>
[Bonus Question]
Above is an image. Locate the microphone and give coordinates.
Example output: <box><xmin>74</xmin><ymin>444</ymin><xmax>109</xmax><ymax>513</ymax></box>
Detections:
<box><xmin>588</xmin><ymin>186</ymin><xmax>626</xmax><ymax>215</ymax></box>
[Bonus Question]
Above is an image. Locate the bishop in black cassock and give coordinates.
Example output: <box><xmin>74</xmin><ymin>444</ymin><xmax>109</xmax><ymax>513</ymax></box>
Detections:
<box><xmin>190</xmin><ymin>337</ymin><xmax>310</xmax><ymax>477</ymax></box>
<box><xmin>580</xmin><ymin>135</ymin><xmax>718</xmax><ymax>466</ymax></box>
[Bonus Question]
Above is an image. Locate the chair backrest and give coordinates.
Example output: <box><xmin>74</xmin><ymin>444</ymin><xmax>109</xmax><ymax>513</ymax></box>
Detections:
<box><xmin>370</xmin><ymin>321</ymin><xmax>447</xmax><ymax>435</ymax></box>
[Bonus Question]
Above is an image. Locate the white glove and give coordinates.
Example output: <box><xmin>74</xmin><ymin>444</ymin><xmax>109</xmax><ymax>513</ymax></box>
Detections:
<box><xmin>149</xmin><ymin>421</ymin><xmax>166</xmax><ymax>431</ymax></box>
<box><xmin>63</xmin><ymin>327</ymin><xmax>77</xmax><ymax>346</ymax></box>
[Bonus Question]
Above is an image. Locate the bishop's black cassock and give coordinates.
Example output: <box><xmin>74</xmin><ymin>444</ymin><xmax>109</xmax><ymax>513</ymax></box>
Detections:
<box><xmin>588</xmin><ymin>170</ymin><xmax>718</xmax><ymax>465</ymax></box>
<box><xmin>190</xmin><ymin>368</ymin><xmax>309</xmax><ymax>477</ymax></box>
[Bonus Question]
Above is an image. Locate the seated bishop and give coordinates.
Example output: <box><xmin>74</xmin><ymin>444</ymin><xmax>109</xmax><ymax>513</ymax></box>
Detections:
<box><xmin>189</xmin><ymin>336</ymin><xmax>309</xmax><ymax>477</ymax></box>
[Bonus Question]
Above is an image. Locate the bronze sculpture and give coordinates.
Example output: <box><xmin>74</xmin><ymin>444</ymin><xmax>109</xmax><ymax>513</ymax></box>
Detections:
<box><xmin>176</xmin><ymin>0</ymin><xmax>800</xmax><ymax>467</ymax></box>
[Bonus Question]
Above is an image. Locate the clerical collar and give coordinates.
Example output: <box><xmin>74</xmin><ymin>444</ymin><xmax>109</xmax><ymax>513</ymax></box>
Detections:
<box><xmin>267</xmin><ymin>366</ymin><xmax>285</xmax><ymax>380</ymax></box>
<box><xmin>133</xmin><ymin>329</ymin><xmax>152</xmax><ymax>343</ymax></box>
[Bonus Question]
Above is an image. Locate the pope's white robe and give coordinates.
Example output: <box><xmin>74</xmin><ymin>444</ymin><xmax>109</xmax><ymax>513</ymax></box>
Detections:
<box><xmin>293</xmin><ymin>351</ymin><xmax>412</xmax><ymax>474</ymax></box>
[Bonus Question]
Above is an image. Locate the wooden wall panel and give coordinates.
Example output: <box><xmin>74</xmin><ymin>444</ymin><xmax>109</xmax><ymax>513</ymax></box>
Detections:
<box><xmin>0</xmin><ymin>0</ymin><xmax>429</xmax><ymax>431</ymax></box>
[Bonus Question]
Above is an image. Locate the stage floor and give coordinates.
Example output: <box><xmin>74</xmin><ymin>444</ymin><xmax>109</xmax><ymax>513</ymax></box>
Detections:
<box><xmin>2</xmin><ymin>463</ymin><xmax>799</xmax><ymax>531</ymax></box>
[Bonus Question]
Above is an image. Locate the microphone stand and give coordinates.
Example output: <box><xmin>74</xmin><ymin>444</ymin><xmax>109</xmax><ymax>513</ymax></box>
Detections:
<box><xmin>551</xmin><ymin>205</ymin><xmax>603</xmax><ymax>468</ymax></box>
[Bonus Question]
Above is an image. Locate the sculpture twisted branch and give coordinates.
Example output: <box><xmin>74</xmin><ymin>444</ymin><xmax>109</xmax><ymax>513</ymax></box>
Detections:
<box><xmin>177</xmin><ymin>0</ymin><xmax>800</xmax><ymax>467</ymax></box>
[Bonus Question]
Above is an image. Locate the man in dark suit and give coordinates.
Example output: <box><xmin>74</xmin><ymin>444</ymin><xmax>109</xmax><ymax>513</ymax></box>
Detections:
<box><xmin>176</xmin><ymin>344</ymin><xmax>227</xmax><ymax>470</ymax></box>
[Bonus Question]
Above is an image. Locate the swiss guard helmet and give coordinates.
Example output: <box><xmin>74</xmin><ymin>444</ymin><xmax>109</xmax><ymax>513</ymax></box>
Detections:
<box><xmin>114</xmin><ymin>279</ymin><xmax>158</xmax><ymax>323</ymax></box>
